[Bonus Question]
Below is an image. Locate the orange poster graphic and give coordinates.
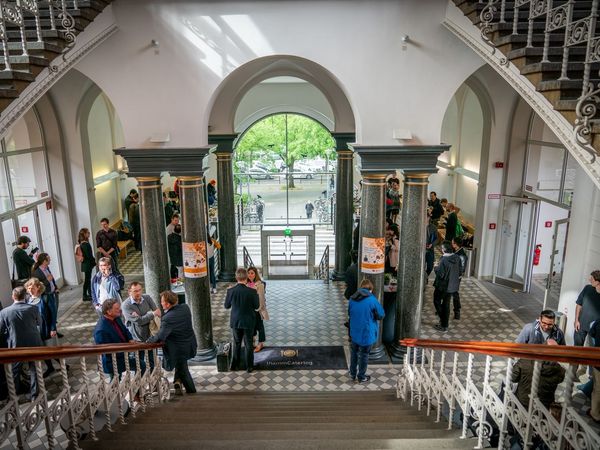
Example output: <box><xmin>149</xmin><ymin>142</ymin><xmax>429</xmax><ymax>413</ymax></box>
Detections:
<box><xmin>183</xmin><ymin>241</ymin><xmax>207</xmax><ymax>278</ymax></box>
<box><xmin>360</xmin><ymin>237</ymin><xmax>385</xmax><ymax>274</ymax></box>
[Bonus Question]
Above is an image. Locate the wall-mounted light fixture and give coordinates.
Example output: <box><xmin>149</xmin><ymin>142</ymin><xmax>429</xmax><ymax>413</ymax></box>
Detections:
<box><xmin>401</xmin><ymin>35</ymin><xmax>410</xmax><ymax>50</ymax></box>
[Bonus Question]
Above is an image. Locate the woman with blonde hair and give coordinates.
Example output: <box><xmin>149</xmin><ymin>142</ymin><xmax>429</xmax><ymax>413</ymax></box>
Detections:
<box><xmin>24</xmin><ymin>277</ymin><xmax>57</xmax><ymax>377</ymax></box>
<box><xmin>247</xmin><ymin>266</ymin><xmax>269</xmax><ymax>352</ymax></box>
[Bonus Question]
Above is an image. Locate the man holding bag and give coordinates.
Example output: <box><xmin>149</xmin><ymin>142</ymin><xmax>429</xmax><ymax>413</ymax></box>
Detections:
<box><xmin>121</xmin><ymin>281</ymin><xmax>161</xmax><ymax>342</ymax></box>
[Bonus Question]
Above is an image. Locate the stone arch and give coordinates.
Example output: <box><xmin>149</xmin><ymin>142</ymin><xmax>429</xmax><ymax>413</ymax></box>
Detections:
<box><xmin>206</xmin><ymin>55</ymin><xmax>356</xmax><ymax>135</ymax></box>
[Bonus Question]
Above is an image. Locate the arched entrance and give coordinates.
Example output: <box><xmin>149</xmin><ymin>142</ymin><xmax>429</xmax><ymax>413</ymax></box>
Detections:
<box><xmin>206</xmin><ymin>56</ymin><xmax>356</xmax><ymax>281</ymax></box>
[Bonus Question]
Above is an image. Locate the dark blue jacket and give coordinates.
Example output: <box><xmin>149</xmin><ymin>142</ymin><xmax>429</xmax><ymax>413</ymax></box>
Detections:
<box><xmin>348</xmin><ymin>288</ymin><xmax>385</xmax><ymax>346</ymax></box>
<box><xmin>148</xmin><ymin>304</ymin><xmax>197</xmax><ymax>371</ymax></box>
<box><xmin>94</xmin><ymin>315</ymin><xmax>133</xmax><ymax>375</ymax></box>
<box><xmin>28</xmin><ymin>293</ymin><xmax>57</xmax><ymax>341</ymax></box>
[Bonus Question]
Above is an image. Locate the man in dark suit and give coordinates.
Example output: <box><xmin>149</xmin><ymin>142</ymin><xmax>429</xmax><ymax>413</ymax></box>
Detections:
<box><xmin>0</xmin><ymin>287</ymin><xmax>44</xmax><ymax>398</ymax></box>
<box><xmin>93</xmin><ymin>298</ymin><xmax>140</xmax><ymax>378</ymax></box>
<box><xmin>224</xmin><ymin>268</ymin><xmax>259</xmax><ymax>372</ymax></box>
<box><xmin>148</xmin><ymin>290</ymin><xmax>197</xmax><ymax>394</ymax></box>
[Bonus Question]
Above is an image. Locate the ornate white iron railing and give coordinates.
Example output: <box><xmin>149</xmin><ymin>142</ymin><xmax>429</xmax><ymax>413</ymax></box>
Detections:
<box><xmin>0</xmin><ymin>342</ymin><xmax>169</xmax><ymax>449</ymax></box>
<box><xmin>397</xmin><ymin>339</ymin><xmax>600</xmax><ymax>450</ymax></box>
<box><xmin>474</xmin><ymin>0</ymin><xmax>600</xmax><ymax>161</ymax></box>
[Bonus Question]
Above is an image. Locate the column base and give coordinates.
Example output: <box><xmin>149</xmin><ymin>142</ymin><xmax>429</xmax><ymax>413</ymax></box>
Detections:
<box><xmin>387</xmin><ymin>342</ymin><xmax>408</xmax><ymax>363</ymax></box>
<box><xmin>191</xmin><ymin>344</ymin><xmax>217</xmax><ymax>362</ymax></box>
<box><xmin>331</xmin><ymin>268</ymin><xmax>346</xmax><ymax>281</ymax></box>
<box><xmin>218</xmin><ymin>271</ymin><xmax>236</xmax><ymax>282</ymax></box>
<box><xmin>368</xmin><ymin>343</ymin><xmax>387</xmax><ymax>361</ymax></box>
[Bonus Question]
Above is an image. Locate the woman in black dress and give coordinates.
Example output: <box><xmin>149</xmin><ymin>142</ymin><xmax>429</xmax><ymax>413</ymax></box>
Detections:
<box><xmin>76</xmin><ymin>228</ymin><xmax>96</xmax><ymax>301</ymax></box>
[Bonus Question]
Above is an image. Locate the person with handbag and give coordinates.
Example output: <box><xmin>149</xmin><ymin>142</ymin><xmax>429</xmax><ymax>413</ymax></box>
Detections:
<box><xmin>12</xmin><ymin>236</ymin><xmax>37</xmax><ymax>287</ymax></box>
<box><xmin>247</xmin><ymin>266</ymin><xmax>268</xmax><ymax>352</ymax></box>
<box><xmin>31</xmin><ymin>253</ymin><xmax>63</xmax><ymax>338</ymax></box>
<box><xmin>121</xmin><ymin>281</ymin><xmax>161</xmax><ymax>342</ymax></box>
<box><xmin>76</xmin><ymin>228</ymin><xmax>96</xmax><ymax>302</ymax></box>
<box><xmin>432</xmin><ymin>241</ymin><xmax>461</xmax><ymax>332</ymax></box>
<box><xmin>24</xmin><ymin>278</ymin><xmax>58</xmax><ymax>378</ymax></box>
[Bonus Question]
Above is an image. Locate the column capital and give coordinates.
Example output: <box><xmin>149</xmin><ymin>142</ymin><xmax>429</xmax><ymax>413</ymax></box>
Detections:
<box><xmin>115</xmin><ymin>147</ymin><xmax>214</xmax><ymax>177</ymax></box>
<box><xmin>208</xmin><ymin>134</ymin><xmax>238</xmax><ymax>153</ymax></box>
<box><xmin>332</xmin><ymin>132</ymin><xmax>356</xmax><ymax>151</ymax></box>
<box><xmin>349</xmin><ymin>144</ymin><xmax>449</xmax><ymax>174</ymax></box>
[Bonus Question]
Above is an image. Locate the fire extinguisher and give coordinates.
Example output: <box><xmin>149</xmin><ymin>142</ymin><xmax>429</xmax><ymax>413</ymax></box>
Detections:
<box><xmin>533</xmin><ymin>244</ymin><xmax>542</xmax><ymax>266</ymax></box>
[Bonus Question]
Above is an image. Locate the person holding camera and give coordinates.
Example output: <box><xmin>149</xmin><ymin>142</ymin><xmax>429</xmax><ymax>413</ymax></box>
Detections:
<box><xmin>12</xmin><ymin>236</ymin><xmax>38</xmax><ymax>283</ymax></box>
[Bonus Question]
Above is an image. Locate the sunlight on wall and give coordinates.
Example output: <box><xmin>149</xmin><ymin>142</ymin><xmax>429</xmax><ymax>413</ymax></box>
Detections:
<box><xmin>162</xmin><ymin>10</ymin><xmax>273</xmax><ymax>79</ymax></box>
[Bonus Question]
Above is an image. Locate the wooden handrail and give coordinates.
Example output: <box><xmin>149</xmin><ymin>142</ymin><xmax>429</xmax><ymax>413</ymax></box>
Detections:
<box><xmin>401</xmin><ymin>339</ymin><xmax>600</xmax><ymax>366</ymax></box>
<box><xmin>0</xmin><ymin>342</ymin><xmax>163</xmax><ymax>364</ymax></box>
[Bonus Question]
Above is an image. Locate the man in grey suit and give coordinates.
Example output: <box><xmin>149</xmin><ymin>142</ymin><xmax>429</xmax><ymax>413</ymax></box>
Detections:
<box><xmin>224</xmin><ymin>268</ymin><xmax>259</xmax><ymax>373</ymax></box>
<box><xmin>0</xmin><ymin>287</ymin><xmax>44</xmax><ymax>399</ymax></box>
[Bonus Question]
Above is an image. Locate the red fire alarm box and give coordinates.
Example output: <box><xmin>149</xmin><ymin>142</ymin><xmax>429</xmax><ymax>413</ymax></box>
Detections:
<box><xmin>545</xmin><ymin>221</ymin><xmax>552</xmax><ymax>228</ymax></box>
<box><xmin>489</xmin><ymin>223</ymin><xmax>496</xmax><ymax>230</ymax></box>
<box><xmin>494</xmin><ymin>162</ymin><xmax>504</xmax><ymax>168</ymax></box>
<box><xmin>21</xmin><ymin>226</ymin><xmax>28</xmax><ymax>233</ymax></box>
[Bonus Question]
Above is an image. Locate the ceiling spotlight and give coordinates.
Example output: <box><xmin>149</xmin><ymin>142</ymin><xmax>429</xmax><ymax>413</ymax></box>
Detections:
<box><xmin>151</xmin><ymin>39</ymin><xmax>159</xmax><ymax>48</ymax></box>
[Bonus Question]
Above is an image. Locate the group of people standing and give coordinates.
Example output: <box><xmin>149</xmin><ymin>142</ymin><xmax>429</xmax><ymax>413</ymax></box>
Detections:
<box><xmin>224</xmin><ymin>267</ymin><xmax>269</xmax><ymax>372</ymax></box>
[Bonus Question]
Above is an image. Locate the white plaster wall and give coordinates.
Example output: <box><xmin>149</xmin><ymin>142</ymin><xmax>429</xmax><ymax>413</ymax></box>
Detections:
<box><xmin>74</xmin><ymin>0</ymin><xmax>483</xmax><ymax>148</ymax></box>
<box><xmin>469</xmin><ymin>67</ymin><xmax>521</xmax><ymax>278</ymax></box>
<box><xmin>235</xmin><ymin>81</ymin><xmax>334</xmax><ymax>132</ymax></box>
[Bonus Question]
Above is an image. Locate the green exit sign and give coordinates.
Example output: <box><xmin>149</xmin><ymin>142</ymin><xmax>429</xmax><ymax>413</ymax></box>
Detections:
<box><xmin>284</xmin><ymin>227</ymin><xmax>292</xmax><ymax>237</ymax></box>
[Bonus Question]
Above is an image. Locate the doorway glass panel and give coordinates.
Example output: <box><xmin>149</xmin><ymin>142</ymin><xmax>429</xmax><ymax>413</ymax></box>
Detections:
<box><xmin>2</xmin><ymin>219</ymin><xmax>16</xmax><ymax>277</ymax></box>
<box><xmin>494</xmin><ymin>197</ymin><xmax>538</xmax><ymax>291</ymax></box>
<box><xmin>17</xmin><ymin>210</ymin><xmax>39</xmax><ymax>252</ymax></box>
<box><xmin>37</xmin><ymin>203</ymin><xmax>61</xmax><ymax>277</ymax></box>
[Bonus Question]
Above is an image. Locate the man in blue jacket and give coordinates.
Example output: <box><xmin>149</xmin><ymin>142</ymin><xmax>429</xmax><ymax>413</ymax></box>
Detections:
<box><xmin>348</xmin><ymin>279</ymin><xmax>385</xmax><ymax>383</ymax></box>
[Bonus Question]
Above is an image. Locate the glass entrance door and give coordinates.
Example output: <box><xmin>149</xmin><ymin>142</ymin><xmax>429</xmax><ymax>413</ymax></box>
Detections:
<box><xmin>493</xmin><ymin>196</ymin><xmax>539</xmax><ymax>291</ymax></box>
<box><xmin>542</xmin><ymin>218</ymin><xmax>569</xmax><ymax>308</ymax></box>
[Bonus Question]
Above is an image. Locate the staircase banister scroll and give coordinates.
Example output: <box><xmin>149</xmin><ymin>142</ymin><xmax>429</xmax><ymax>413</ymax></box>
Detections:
<box><xmin>400</xmin><ymin>338</ymin><xmax>600</xmax><ymax>366</ymax></box>
<box><xmin>0</xmin><ymin>342</ymin><xmax>163</xmax><ymax>364</ymax></box>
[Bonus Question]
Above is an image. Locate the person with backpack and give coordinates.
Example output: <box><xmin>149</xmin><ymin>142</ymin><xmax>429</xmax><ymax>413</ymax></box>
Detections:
<box><xmin>75</xmin><ymin>228</ymin><xmax>96</xmax><ymax>302</ymax></box>
<box><xmin>432</xmin><ymin>241</ymin><xmax>461</xmax><ymax>332</ymax></box>
<box><xmin>91</xmin><ymin>257</ymin><xmax>124</xmax><ymax>317</ymax></box>
<box><xmin>451</xmin><ymin>236</ymin><xmax>468</xmax><ymax>320</ymax></box>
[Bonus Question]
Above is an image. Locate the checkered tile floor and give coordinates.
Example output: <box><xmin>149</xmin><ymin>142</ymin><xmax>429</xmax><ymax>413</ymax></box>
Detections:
<box><xmin>4</xmin><ymin>250</ymin><xmax>597</xmax><ymax>448</ymax></box>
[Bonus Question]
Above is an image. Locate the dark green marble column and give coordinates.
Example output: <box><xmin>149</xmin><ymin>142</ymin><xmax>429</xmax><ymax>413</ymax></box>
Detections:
<box><xmin>209</xmin><ymin>135</ymin><xmax>237</xmax><ymax>282</ymax></box>
<box><xmin>179</xmin><ymin>176</ymin><xmax>216</xmax><ymax>360</ymax></box>
<box><xmin>332</xmin><ymin>133</ymin><xmax>355</xmax><ymax>281</ymax></box>
<box><xmin>389</xmin><ymin>172</ymin><xmax>432</xmax><ymax>359</ymax></box>
<box><xmin>137</xmin><ymin>177</ymin><xmax>170</xmax><ymax>303</ymax></box>
<box><xmin>357</xmin><ymin>172</ymin><xmax>388</xmax><ymax>360</ymax></box>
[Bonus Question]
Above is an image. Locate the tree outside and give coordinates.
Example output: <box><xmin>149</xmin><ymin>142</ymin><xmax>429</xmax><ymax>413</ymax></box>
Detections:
<box><xmin>235</xmin><ymin>113</ymin><xmax>335</xmax><ymax>188</ymax></box>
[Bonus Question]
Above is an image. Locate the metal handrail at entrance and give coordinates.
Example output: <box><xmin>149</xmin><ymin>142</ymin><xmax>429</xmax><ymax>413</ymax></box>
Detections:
<box><xmin>315</xmin><ymin>245</ymin><xmax>330</xmax><ymax>283</ymax></box>
<box><xmin>243</xmin><ymin>245</ymin><xmax>255</xmax><ymax>268</ymax></box>
<box><xmin>398</xmin><ymin>338</ymin><xmax>600</xmax><ymax>450</ymax></box>
<box><xmin>0</xmin><ymin>342</ymin><xmax>167</xmax><ymax>449</ymax></box>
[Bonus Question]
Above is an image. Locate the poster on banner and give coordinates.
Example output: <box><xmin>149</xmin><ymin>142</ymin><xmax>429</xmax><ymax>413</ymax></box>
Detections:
<box><xmin>183</xmin><ymin>241</ymin><xmax>207</xmax><ymax>278</ymax></box>
<box><xmin>360</xmin><ymin>237</ymin><xmax>385</xmax><ymax>274</ymax></box>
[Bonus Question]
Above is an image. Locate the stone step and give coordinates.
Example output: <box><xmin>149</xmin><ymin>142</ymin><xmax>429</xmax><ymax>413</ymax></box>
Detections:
<box><xmin>80</xmin><ymin>437</ymin><xmax>474</xmax><ymax>450</ymax></box>
<box><xmin>95</xmin><ymin>428</ymin><xmax>462</xmax><ymax>442</ymax></box>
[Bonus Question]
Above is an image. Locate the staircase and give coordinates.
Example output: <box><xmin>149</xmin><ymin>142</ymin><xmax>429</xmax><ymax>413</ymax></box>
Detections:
<box><xmin>80</xmin><ymin>391</ymin><xmax>473</xmax><ymax>449</ymax></box>
<box><xmin>453</xmin><ymin>0</ymin><xmax>600</xmax><ymax>174</ymax></box>
<box><xmin>0</xmin><ymin>0</ymin><xmax>113</xmax><ymax>114</ymax></box>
